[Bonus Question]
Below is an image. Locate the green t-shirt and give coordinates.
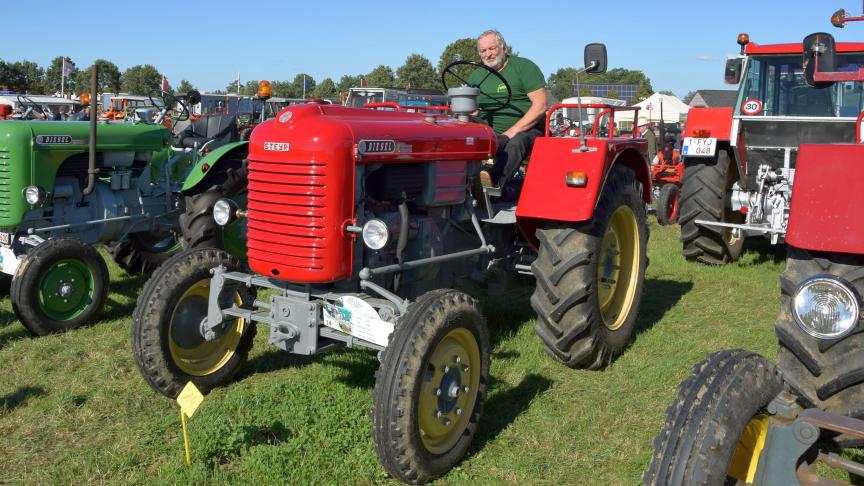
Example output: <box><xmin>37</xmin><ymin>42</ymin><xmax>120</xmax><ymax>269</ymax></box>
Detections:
<box><xmin>467</xmin><ymin>55</ymin><xmax>546</xmax><ymax>134</ymax></box>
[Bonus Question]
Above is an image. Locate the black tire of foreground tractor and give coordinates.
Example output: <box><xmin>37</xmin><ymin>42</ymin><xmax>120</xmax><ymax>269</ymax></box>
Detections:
<box><xmin>776</xmin><ymin>247</ymin><xmax>864</xmax><ymax>446</ymax></box>
<box><xmin>679</xmin><ymin>150</ymin><xmax>744</xmax><ymax>265</ymax></box>
<box><xmin>372</xmin><ymin>289</ymin><xmax>491</xmax><ymax>484</ymax></box>
<box><xmin>11</xmin><ymin>238</ymin><xmax>110</xmax><ymax>336</ymax></box>
<box><xmin>644</xmin><ymin>350</ymin><xmax>784</xmax><ymax>486</ymax></box>
<box><xmin>656</xmin><ymin>183</ymin><xmax>680</xmax><ymax>226</ymax></box>
<box><xmin>105</xmin><ymin>229</ymin><xmax>181</xmax><ymax>274</ymax></box>
<box><xmin>132</xmin><ymin>247</ymin><xmax>256</xmax><ymax>398</ymax></box>
<box><xmin>531</xmin><ymin>164</ymin><xmax>648</xmax><ymax>369</ymax></box>
<box><xmin>179</xmin><ymin>155</ymin><xmax>248</xmax><ymax>249</ymax></box>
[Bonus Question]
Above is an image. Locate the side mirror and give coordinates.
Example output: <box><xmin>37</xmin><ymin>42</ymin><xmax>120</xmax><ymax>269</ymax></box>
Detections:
<box><xmin>832</xmin><ymin>9</ymin><xmax>847</xmax><ymax>28</ymax></box>
<box><xmin>186</xmin><ymin>89</ymin><xmax>202</xmax><ymax>105</ymax></box>
<box><xmin>803</xmin><ymin>32</ymin><xmax>837</xmax><ymax>87</ymax></box>
<box><xmin>724</xmin><ymin>58</ymin><xmax>743</xmax><ymax>84</ymax></box>
<box><xmin>584</xmin><ymin>43</ymin><xmax>607</xmax><ymax>74</ymax></box>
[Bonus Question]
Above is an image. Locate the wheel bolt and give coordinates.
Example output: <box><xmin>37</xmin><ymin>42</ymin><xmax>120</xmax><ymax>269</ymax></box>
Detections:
<box><xmin>456</xmin><ymin>408</ymin><xmax>463</xmax><ymax>416</ymax></box>
<box><xmin>453</xmin><ymin>355</ymin><xmax>461</xmax><ymax>364</ymax></box>
<box><xmin>463</xmin><ymin>386</ymin><xmax>469</xmax><ymax>393</ymax></box>
<box><xmin>442</xmin><ymin>418</ymin><xmax>451</xmax><ymax>426</ymax></box>
<box><xmin>462</xmin><ymin>365</ymin><xmax>469</xmax><ymax>373</ymax></box>
<box><xmin>436</xmin><ymin>411</ymin><xmax>443</xmax><ymax>419</ymax></box>
<box><xmin>435</xmin><ymin>388</ymin><xmax>442</xmax><ymax>397</ymax></box>
<box><xmin>443</xmin><ymin>366</ymin><xmax>450</xmax><ymax>373</ymax></box>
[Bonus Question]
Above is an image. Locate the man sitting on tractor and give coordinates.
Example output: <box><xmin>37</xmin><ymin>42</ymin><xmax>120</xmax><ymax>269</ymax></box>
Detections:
<box><xmin>469</xmin><ymin>29</ymin><xmax>548</xmax><ymax>188</ymax></box>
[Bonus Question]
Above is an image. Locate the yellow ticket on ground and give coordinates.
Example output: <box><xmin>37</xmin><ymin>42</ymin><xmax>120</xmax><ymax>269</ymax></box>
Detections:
<box><xmin>177</xmin><ymin>381</ymin><xmax>204</xmax><ymax>418</ymax></box>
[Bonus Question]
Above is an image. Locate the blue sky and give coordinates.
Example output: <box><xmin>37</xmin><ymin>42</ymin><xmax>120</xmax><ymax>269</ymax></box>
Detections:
<box><xmin>4</xmin><ymin>0</ymin><xmax>862</xmax><ymax>97</ymax></box>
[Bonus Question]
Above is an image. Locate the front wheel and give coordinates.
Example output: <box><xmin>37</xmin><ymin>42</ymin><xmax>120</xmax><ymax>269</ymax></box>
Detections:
<box><xmin>655</xmin><ymin>183</ymin><xmax>680</xmax><ymax>226</ymax></box>
<box><xmin>11</xmin><ymin>238</ymin><xmax>109</xmax><ymax>336</ymax></box>
<box><xmin>132</xmin><ymin>248</ymin><xmax>256</xmax><ymax>398</ymax></box>
<box><xmin>372</xmin><ymin>289</ymin><xmax>491</xmax><ymax>484</ymax></box>
<box><xmin>531</xmin><ymin>164</ymin><xmax>648</xmax><ymax>369</ymax></box>
<box><xmin>644</xmin><ymin>350</ymin><xmax>784</xmax><ymax>485</ymax></box>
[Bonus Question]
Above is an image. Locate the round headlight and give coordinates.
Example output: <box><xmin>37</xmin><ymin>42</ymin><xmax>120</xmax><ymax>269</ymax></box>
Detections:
<box><xmin>24</xmin><ymin>185</ymin><xmax>45</xmax><ymax>205</ymax></box>
<box><xmin>362</xmin><ymin>219</ymin><xmax>389</xmax><ymax>250</ymax></box>
<box><xmin>792</xmin><ymin>275</ymin><xmax>860</xmax><ymax>339</ymax></box>
<box><xmin>213</xmin><ymin>198</ymin><xmax>237</xmax><ymax>227</ymax></box>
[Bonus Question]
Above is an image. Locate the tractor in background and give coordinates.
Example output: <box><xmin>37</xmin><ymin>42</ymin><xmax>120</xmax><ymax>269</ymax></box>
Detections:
<box><xmin>646</xmin><ymin>10</ymin><xmax>864</xmax><ymax>485</ymax></box>
<box><xmin>678</xmin><ymin>30</ymin><xmax>864</xmax><ymax>264</ymax></box>
<box><xmin>132</xmin><ymin>44</ymin><xmax>653</xmax><ymax>483</ymax></box>
<box><xmin>650</xmin><ymin>119</ymin><xmax>683</xmax><ymax>226</ymax></box>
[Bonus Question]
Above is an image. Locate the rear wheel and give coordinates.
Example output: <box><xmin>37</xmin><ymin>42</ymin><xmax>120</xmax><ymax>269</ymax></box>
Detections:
<box><xmin>132</xmin><ymin>248</ymin><xmax>256</xmax><ymax>398</ymax></box>
<box><xmin>775</xmin><ymin>247</ymin><xmax>864</xmax><ymax>444</ymax></box>
<box><xmin>11</xmin><ymin>238</ymin><xmax>109</xmax><ymax>336</ymax></box>
<box><xmin>105</xmin><ymin>229</ymin><xmax>181</xmax><ymax>274</ymax></box>
<box><xmin>656</xmin><ymin>183</ymin><xmax>680</xmax><ymax>226</ymax></box>
<box><xmin>531</xmin><ymin>164</ymin><xmax>648</xmax><ymax>369</ymax></box>
<box><xmin>372</xmin><ymin>289</ymin><xmax>490</xmax><ymax>484</ymax></box>
<box><xmin>179</xmin><ymin>155</ymin><xmax>247</xmax><ymax>249</ymax></box>
<box><xmin>644</xmin><ymin>350</ymin><xmax>784</xmax><ymax>485</ymax></box>
<box><xmin>679</xmin><ymin>151</ymin><xmax>744</xmax><ymax>264</ymax></box>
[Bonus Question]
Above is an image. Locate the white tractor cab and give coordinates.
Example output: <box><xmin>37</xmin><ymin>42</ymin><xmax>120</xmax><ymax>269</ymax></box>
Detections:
<box><xmin>0</xmin><ymin>94</ymin><xmax>81</xmax><ymax>120</ymax></box>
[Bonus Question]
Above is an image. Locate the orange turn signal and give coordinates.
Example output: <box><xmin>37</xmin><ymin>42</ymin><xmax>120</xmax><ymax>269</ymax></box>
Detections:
<box><xmin>80</xmin><ymin>92</ymin><xmax>90</xmax><ymax>106</ymax></box>
<box><xmin>565</xmin><ymin>171</ymin><xmax>588</xmax><ymax>187</ymax></box>
<box><xmin>692</xmin><ymin>129</ymin><xmax>712</xmax><ymax>138</ymax></box>
<box><xmin>257</xmin><ymin>80</ymin><xmax>272</xmax><ymax>99</ymax></box>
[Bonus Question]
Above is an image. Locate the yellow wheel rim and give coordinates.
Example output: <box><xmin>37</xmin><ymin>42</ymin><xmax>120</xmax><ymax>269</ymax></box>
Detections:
<box><xmin>728</xmin><ymin>414</ymin><xmax>770</xmax><ymax>483</ymax></box>
<box><xmin>596</xmin><ymin>205</ymin><xmax>640</xmax><ymax>330</ymax></box>
<box><xmin>418</xmin><ymin>328</ymin><xmax>481</xmax><ymax>455</ymax></box>
<box><xmin>168</xmin><ymin>278</ymin><xmax>245</xmax><ymax>376</ymax></box>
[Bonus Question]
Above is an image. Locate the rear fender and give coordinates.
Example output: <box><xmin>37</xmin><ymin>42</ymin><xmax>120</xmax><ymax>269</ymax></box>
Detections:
<box><xmin>515</xmin><ymin>137</ymin><xmax>650</xmax><ymax>248</ymax></box>
<box><xmin>181</xmin><ymin>141</ymin><xmax>249</xmax><ymax>193</ymax></box>
<box><xmin>786</xmin><ymin>143</ymin><xmax>864</xmax><ymax>254</ymax></box>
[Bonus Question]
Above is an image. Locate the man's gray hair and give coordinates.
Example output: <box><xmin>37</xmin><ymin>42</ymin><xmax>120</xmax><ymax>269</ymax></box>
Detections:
<box><xmin>478</xmin><ymin>29</ymin><xmax>507</xmax><ymax>51</ymax></box>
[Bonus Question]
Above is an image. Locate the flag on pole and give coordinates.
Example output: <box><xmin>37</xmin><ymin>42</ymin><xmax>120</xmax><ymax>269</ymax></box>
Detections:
<box><xmin>62</xmin><ymin>59</ymin><xmax>74</xmax><ymax>77</ymax></box>
<box><xmin>161</xmin><ymin>76</ymin><xmax>170</xmax><ymax>92</ymax></box>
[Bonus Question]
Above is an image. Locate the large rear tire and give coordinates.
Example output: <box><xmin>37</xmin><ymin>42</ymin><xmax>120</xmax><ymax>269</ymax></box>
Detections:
<box><xmin>11</xmin><ymin>238</ymin><xmax>109</xmax><ymax>336</ymax></box>
<box><xmin>644</xmin><ymin>350</ymin><xmax>784</xmax><ymax>485</ymax></box>
<box><xmin>372</xmin><ymin>289</ymin><xmax>490</xmax><ymax>484</ymax></box>
<box><xmin>775</xmin><ymin>246</ymin><xmax>864</xmax><ymax>442</ymax></box>
<box><xmin>179</xmin><ymin>156</ymin><xmax>247</xmax><ymax>249</ymax></box>
<box><xmin>105</xmin><ymin>229</ymin><xmax>181</xmax><ymax>274</ymax></box>
<box><xmin>531</xmin><ymin>164</ymin><xmax>648</xmax><ymax>369</ymax></box>
<box><xmin>132</xmin><ymin>248</ymin><xmax>256</xmax><ymax>398</ymax></box>
<box><xmin>679</xmin><ymin>151</ymin><xmax>744</xmax><ymax>265</ymax></box>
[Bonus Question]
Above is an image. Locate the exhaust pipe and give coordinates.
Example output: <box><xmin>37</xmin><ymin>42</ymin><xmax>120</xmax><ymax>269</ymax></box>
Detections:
<box><xmin>83</xmin><ymin>65</ymin><xmax>98</xmax><ymax>196</ymax></box>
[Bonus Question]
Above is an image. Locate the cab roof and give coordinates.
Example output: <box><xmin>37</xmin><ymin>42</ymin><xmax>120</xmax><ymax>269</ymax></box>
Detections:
<box><xmin>745</xmin><ymin>41</ymin><xmax>864</xmax><ymax>55</ymax></box>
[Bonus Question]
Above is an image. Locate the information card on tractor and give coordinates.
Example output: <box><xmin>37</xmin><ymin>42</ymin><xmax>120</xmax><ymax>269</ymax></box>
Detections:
<box><xmin>681</xmin><ymin>137</ymin><xmax>718</xmax><ymax>157</ymax></box>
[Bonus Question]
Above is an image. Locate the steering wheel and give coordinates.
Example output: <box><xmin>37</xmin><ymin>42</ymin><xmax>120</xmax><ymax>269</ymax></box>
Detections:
<box><xmin>549</xmin><ymin>116</ymin><xmax>574</xmax><ymax>137</ymax></box>
<box><xmin>441</xmin><ymin>60</ymin><xmax>512</xmax><ymax>112</ymax></box>
<box><xmin>17</xmin><ymin>95</ymin><xmax>47</xmax><ymax>119</ymax></box>
<box><xmin>149</xmin><ymin>90</ymin><xmax>190</xmax><ymax>122</ymax></box>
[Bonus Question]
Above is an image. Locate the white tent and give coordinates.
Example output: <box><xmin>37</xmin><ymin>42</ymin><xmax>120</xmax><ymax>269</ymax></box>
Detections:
<box><xmin>614</xmin><ymin>93</ymin><xmax>690</xmax><ymax>127</ymax></box>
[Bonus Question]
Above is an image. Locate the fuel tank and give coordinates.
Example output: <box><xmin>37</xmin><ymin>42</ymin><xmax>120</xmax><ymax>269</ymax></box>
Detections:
<box><xmin>245</xmin><ymin>104</ymin><xmax>495</xmax><ymax>283</ymax></box>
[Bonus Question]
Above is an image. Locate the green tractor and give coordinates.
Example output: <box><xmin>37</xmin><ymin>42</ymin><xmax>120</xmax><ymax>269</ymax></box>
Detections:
<box><xmin>0</xmin><ymin>86</ymin><xmax>249</xmax><ymax>336</ymax></box>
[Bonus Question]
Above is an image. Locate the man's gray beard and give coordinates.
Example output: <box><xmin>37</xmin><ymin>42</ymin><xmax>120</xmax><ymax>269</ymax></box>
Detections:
<box><xmin>483</xmin><ymin>54</ymin><xmax>507</xmax><ymax>70</ymax></box>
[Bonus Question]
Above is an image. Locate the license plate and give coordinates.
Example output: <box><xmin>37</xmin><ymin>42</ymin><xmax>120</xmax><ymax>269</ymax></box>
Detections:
<box><xmin>682</xmin><ymin>137</ymin><xmax>718</xmax><ymax>157</ymax></box>
<box><xmin>0</xmin><ymin>232</ymin><xmax>9</xmax><ymax>245</ymax></box>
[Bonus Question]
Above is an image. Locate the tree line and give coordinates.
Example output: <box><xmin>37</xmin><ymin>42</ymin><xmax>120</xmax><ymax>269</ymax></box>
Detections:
<box><xmin>1</xmin><ymin>39</ymin><xmax>655</xmax><ymax>102</ymax></box>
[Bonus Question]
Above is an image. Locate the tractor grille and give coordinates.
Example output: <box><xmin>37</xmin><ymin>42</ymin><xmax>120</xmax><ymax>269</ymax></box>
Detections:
<box><xmin>246</xmin><ymin>158</ymin><xmax>329</xmax><ymax>276</ymax></box>
<box><xmin>0</xmin><ymin>146</ymin><xmax>12</xmax><ymax>219</ymax></box>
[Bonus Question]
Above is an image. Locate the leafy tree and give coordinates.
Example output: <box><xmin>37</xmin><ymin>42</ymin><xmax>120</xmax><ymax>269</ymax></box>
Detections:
<box><xmin>271</xmin><ymin>80</ymin><xmax>293</xmax><ymax>98</ymax></box>
<box><xmin>74</xmin><ymin>59</ymin><xmax>121</xmax><ymax>95</ymax></box>
<box><xmin>120</xmin><ymin>64</ymin><xmax>162</xmax><ymax>95</ymax></box>
<box><xmin>580</xmin><ymin>86</ymin><xmax>593</xmax><ymax>96</ymax></box>
<box><xmin>337</xmin><ymin>74</ymin><xmax>362</xmax><ymax>93</ymax></box>
<box><xmin>291</xmin><ymin>73</ymin><xmax>316</xmax><ymax>97</ymax></box>
<box><xmin>547</xmin><ymin>67</ymin><xmax>579</xmax><ymax>101</ymax></box>
<box><xmin>547</xmin><ymin>66</ymin><xmax>654</xmax><ymax>103</ymax></box>
<box><xmin>312</xmin><ymin>78</ymin><xmax>337</xmax><ymax>99</ymax></box>
<box><xmin>44</xmin><ymin>56</ymin><xmax>77</xmax><ymax>95</ymax></box>
<box><xmin>176</xmin><ymin>79</ymin><xmax>196</xmax><ymax>94</ymax></box>
<box><xmin>682</xmin><ymin>90</ymin><xmax>697</xmax><ymax>104</ymax></box>
<box><xmin>225</xmin><ymin>79</ymin><xmax>257</xmax><ymax>95</ymax></box>
<box><xmin>438</xmin><ymin>38</ymin><xmax>481</xmax><ymax>84</ymax></box>
<box><xmin>396</xmin><ymin>54</ymin><xmax>439</xmax><ymax>90</ymax></box>
<box><xmin>5</xmin><ymin>60</ymin><xmax>45</xmax><ymax>94</ymax></box>
<box><xmin>364</xmin><ymin>65</ymin><xmax>395</xmax><ymax>87</ymax></box>
<box><xmin>608</xmin><ymin>89</ymin><xmax>619</xmax><ymax>100</ymax></box>
<box><xmin>658</xmin><ymin>90</ymin><xmax>675</xmax><ymax>96</ymax></box>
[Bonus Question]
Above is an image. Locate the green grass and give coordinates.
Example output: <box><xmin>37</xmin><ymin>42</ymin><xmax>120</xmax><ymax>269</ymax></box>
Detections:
<box><xmin>0</xmin><ymin>223</ymin><xmax>827</xmax><ymax>485</ymax></box>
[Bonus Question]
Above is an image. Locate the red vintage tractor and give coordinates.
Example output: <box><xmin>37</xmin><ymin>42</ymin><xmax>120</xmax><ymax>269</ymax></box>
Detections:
<box><xmin>650</xmin><ymin>122</ymin><xmax>683</xmax><ymax>226</ymax></box>
<box><xmin>645</xmin><ymin>10</ymin><xmax>864</xmax><ymax>485</ymax></box>
<box><xmin>677</xmin><ymin>28</ymin><xmax>864</xmax><ymax>264</ymax></box>
<box><xmin>132</xmin><ymin>44</ymin><xmax>653</xmax><ymax>484</ymax></box>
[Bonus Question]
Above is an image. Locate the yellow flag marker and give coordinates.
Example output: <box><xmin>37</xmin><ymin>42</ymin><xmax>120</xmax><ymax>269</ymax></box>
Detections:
<box><xmin>176</xmin><ymin>381</ymin><xmax>205</xmax><ymax>466</ymax></box>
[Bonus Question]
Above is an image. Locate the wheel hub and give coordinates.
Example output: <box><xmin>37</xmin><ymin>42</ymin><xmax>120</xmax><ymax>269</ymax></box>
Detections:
<box><xmin>38</xmin><ymin>259</ymin><xmax>94</xmax><ymax>321</ymax></box>
<box><xmin>58</xmin><ymin>281</ymin><xmax>74</xmax><ymax>298</ymax></box>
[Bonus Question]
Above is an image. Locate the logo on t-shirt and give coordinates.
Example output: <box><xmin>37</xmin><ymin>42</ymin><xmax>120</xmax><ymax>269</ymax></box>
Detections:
<box><xmin>496</xmin><ymin>83</ymin><xmax>507</xmax><ymax>93</ymax></box>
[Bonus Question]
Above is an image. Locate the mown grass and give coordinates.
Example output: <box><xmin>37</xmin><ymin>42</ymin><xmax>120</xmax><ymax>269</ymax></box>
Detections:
<box><xmin>0</xmin><ymin>223</ymin><xmax>847</xmax><ymax>485</ymax></box>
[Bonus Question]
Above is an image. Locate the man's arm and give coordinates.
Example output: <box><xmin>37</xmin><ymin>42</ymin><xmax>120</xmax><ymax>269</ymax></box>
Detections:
<box><xmin>501</xmin><ymin>87</ymin><xmax>548</xmax><ymax>139</ymax></box>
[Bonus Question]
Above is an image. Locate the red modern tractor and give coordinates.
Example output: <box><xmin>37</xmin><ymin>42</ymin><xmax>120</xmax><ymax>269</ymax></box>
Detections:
<box><xmin>645</xmin><ymin>10</ymin><xmax>864</xmax><ymax>485</ymax></box>
<box><xmin>132</xmin><ymin>44</ymin><xmax>653</xmax><ymax>483</ymax></box>
<box><xmin>677</xmin><ymin>28</ymin><xmax>864</xmax><ymax>264</ymax></box>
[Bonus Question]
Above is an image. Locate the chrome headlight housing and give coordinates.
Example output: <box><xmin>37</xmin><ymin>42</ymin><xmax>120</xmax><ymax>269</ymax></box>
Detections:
<box><xmin>24</xmin><ymin>185</ymin><xmax>46</xmax><ymax>205</ymax></box>
<box><xmin>792</xmin><ymin>275</ymin><xmax>860</xmax><ymax>340</ymax></box>
<box><xmin>362</xmin><ymin>219</ymin><xmax>390</xmax><ymax>250</ymax></box>
<box><xmin>213</xmin><ymin>198</ymin><xmax>238</xmax><ymax>227</ymax></box>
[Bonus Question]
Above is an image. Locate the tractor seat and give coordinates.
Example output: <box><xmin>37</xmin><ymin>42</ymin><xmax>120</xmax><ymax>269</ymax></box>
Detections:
<box><xmin>174</xmin><ymin>114</ymin><xmax>239</xmax><ymax>149</ymax></box>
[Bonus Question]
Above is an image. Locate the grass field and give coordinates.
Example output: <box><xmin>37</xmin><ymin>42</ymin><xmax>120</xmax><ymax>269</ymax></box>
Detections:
<box><xmin>0</xmin><ymin>222</ymin><xmax>807</xmax><ymax>484</ymax></box>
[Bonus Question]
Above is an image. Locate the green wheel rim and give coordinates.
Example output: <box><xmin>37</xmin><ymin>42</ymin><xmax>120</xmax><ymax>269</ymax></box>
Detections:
<box><xmin>418</xmin><ymin>328</ymin><xmax>481</xmax><ymax>454</ymax></box>
<box><xmin>38</xmin><ymin>259</ymin><xmax>96</xmax><ymax>321</ymax></box>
